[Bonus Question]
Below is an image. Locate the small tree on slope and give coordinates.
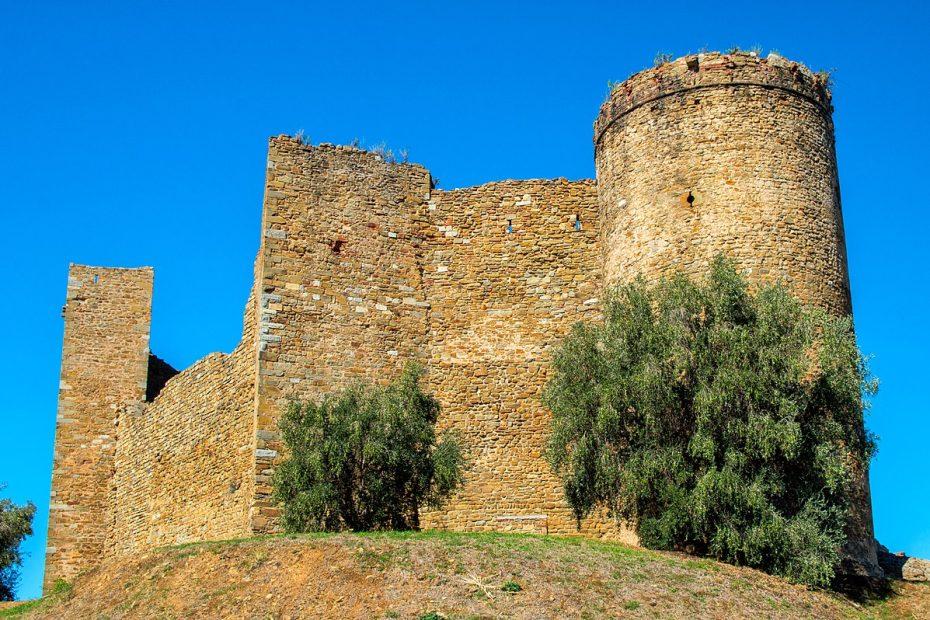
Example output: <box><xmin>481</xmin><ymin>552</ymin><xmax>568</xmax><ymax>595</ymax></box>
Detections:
<box><xmin>0</xmin><ymin>487</ymin><xmax>35</xmax><ymax>601</ymax></box>
<box><xmin>543</xmin><ymin>256</ymin><xmax>876</xmax><ymax>587</ymax></box>
<box><xmin>273</xmin><ymin>363</ymin><xmax>464</xmax><ymax>532</ymax></box>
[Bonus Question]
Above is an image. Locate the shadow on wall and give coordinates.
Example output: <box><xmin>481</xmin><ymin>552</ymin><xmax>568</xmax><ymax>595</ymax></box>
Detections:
<box><xmin>878</xmin><ymin>544</ymin><xmax>930</xmax><ymax>582</ymax></box>
<box><xmin>145</xmin><ymin>354</ymin><xmax>178</xmax><ymax>402</ymax></box>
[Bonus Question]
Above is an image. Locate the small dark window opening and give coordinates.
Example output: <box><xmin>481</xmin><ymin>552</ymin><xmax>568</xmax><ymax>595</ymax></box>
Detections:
<box><xmin>331</xmin><ymin>239</ymin><xmax>344</xmax><ymax>253</ymax></box>
<box><xmin>686</xmin><ymin>191</ymin><xmax>695</xmax><ymax>206</ymax></box>
<box><xmin>506</xmin><ymin>219</ymin><xmax>513</xmax><ymax>234</ymax></box>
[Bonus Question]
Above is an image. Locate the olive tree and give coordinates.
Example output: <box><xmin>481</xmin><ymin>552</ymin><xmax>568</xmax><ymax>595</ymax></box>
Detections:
<box><xmin>0</xmin><ymin>487</ymin><xmax>35</xmax><ymax>601</ymax></box>
<box><xmin>544</xmin><ymin>256</ymin><xmax>875</xmax><ymax>587</ymax></box>
<box><xmin>273</xmin><ymin>364</ymin><xmax>463</xmax><ymax>532</ymax></box>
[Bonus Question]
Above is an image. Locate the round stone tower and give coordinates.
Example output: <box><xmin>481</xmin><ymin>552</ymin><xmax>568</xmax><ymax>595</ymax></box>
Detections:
<box><xmin>594</xmin><ymin>51</ymin><xmax>878</xmax><ymax>575</ymax></box>
<box><xmin>595</xmin><ymin>51</ymin><xmax>850</xmax><ymax>315</ymax></box>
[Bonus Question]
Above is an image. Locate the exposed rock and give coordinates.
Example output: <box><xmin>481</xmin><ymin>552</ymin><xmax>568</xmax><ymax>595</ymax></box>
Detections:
<box><xmin>878</xmin><ymin>543</ymin><xmax>930</xmax><ymax>581</ymax></box>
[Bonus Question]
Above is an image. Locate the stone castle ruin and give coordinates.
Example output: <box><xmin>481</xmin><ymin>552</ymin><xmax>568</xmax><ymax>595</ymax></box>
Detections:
<box><xmin>44</xmin><ymin>52</ymin><xmax>878</xmax><ymax>590</ymax></box>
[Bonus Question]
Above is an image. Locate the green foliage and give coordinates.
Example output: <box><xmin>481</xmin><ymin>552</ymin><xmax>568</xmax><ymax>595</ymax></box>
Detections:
<box><xmin>501</xmin><ymin>579</ymin><xmax>522</xmax><ymax>593</ymax></box>
<box><xmin>726</xmin><ymin>45</ymin><xmax>762</xmax><ymax>57</ymax></box>
<box><xmin>273</xmin><ymin>364</ymin><xmax>464</xmax><ymax>533</ymax></box>
<box><xmin>0</xmin><ymin>579</ymin><xmax>73</xmax><ymax>617</ymax></box>
<box><xmin>653</xmin><ymin>52</ymin><xmax>674</xmax><ymax>67</ymax></box>
<box><xmin>49</xmin><ymin>579</ymin><xmax>71</xmax><ymax>596</ymax></box>
<box><xmin>0</xmin><ymin>487</ymin><xmax>35</xmax><ymax>601</ymax></box>
<box><xmin>606</xmin><ymin>80</ymin><xmax>622</xmax><ymax>98</ymax></box>
<box><xmin>544</xmin><ymin>256</ymin><xmax>876</xmax><ymax>587</ymax></box>
<box><xmin>370</xmin><ymin>142</ymin><xmax>396</xmax><ymax>163</ymax></box>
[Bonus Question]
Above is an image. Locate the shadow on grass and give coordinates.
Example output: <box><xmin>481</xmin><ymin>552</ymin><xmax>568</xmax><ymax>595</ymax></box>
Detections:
<box><xmin>831</xmin><ymin>572</ymin><xmax>896</xmax><ymax>604</ymax></box>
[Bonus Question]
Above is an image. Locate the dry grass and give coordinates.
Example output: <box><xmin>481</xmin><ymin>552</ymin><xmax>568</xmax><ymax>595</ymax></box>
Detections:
<box><xmin>4</xmin><ymin>531</ymin><xmax>928</xmax><ymax>619</ymax></box>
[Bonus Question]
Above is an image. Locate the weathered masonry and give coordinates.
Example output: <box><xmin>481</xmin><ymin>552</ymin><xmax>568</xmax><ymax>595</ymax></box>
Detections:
<box><xmin>44</xmin><ymin>52</ymin><xmax>878</xmax><ymax>590</ymax></box>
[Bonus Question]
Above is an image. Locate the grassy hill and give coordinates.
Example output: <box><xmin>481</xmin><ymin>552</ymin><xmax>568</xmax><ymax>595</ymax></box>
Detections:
<box><xmin>3</xmin><ymin>531</ymin><xmax>927</xmax><ymax>619</ymax></box>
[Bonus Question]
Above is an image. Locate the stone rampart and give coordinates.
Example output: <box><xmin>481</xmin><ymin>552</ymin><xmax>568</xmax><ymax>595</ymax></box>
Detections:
<box><xmin>108</xmin><ymin>292</ymin><xmax>257</xmax><ymax>554</ymax></box>
<box><xmin>419</xmin><ymin>180</ymin><xmax>631</xmax><ymax>541</ymax></box>
<box><xmin>250</xmin><ymin>137</ymin><xmax>433</xmax><ymax>532</ymax></box>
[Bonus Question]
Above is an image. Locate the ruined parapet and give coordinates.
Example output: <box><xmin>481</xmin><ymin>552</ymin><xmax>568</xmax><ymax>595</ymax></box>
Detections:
<box><xmin>44</xmin><ymin>265</ymin><xmax>153</xmax><ymax>591</ymax></box>
<box><xmin>594</xmin><ymin>51</ymin><xmax>875</xmax><ymax>574</ymax></box>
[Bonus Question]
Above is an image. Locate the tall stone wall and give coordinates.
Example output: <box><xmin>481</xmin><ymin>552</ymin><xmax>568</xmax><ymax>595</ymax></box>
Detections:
<box><xmin>594</xmin><ymin>51</ymin><xmax>874</xmax><ymax>573</ymax></box>
<box><xmin>248</xmin><ymin>145</ymin><xmax>636</xmax><ymax>541</ymax></box>
<box><xmin>108</xmin><ymin>292</ymin><xmax>258</xmax><ymax>554</ymax></box>
<box><xmin>45</xmin><ymin>265</ymin><xmax>153</xmax><ymax>590</ymax></box>
<box><xmin>250</xmin><ymin>137</ymin><xmax>433</xmax><ymax>532</ymax></box>
<box><xmin>419</xmin><ymin>180</ymin><xmax>631</xmax><ymax>541</ymax></box>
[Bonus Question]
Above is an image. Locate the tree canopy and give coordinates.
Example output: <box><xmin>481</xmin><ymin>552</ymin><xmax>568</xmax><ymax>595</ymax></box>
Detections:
<box><xmin>273</xmin><ymin>364</ymin><xmax>463</xmax><ymax>533</ymax></box>
<box><xmin>544</xmin><ymin>256</ymin><xmax>875</xmax><ymax>587</ymax></box>
<box><xmin>0</xmin><ymin>488</ymin><xmax>35</xmax><ymax>601</ymax></box>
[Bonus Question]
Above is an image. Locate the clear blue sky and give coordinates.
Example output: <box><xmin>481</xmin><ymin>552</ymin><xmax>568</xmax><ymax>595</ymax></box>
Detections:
<box><xmin>2</xmin><ymin>0</ymin><xmax>928</xmax><ymax>600</ymax></box>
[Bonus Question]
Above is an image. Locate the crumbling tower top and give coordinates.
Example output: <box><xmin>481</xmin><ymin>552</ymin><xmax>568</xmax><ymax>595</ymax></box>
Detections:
<box><xmin>594</xmin><ymin>51</ymin><xmax>832</xmax><ymax>147</ymax></box>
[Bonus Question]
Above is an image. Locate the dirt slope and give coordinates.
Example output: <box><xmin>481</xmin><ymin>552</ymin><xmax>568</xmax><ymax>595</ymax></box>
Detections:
<box><xmin>5</xmin><ymin>532</ymin><xmax>928</xmax><ymax>619</ymax></box>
